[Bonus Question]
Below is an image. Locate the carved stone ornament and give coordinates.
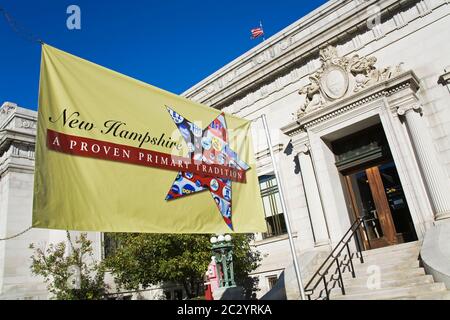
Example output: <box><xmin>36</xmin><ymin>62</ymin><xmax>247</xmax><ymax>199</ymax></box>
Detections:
<box><xmin>0</xmin><ymin>102</ymin><xmax>18</xmax><ymax>125</ymax></box>
<box><xmin>0</xmin><ymin>102</ymin><xmax>17</xmax><ymax>116</ymax></box>
<box><xmin>320</xmin><ymin>65</ymin><xmax>349</xmax><ymax>100</ymax></box>
<box><xmin>20</xmin><ymin>119</ymin><xmax>37</xmax><ymax>129</ymax></box>
<box><xmin>297</xmin><ymin>46</ymin><xmax>403</xmax><ymax>119</ymax></box>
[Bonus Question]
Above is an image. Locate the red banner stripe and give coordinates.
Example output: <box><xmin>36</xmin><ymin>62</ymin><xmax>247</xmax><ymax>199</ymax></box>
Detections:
<box><xmin>46</xmin><ymin>129</ymin><xmax>247</xmax><ymax>183</ymax></box>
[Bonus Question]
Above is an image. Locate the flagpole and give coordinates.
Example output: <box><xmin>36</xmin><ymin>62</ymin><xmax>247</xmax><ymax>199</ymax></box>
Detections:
<box><xmin>260</xmin><ymin>20</ymin><xmax>266</xmax><ymax>41</ymax></box>
<box><xmin>260</xmin><ymin>114</ymin><xmax>306</xmax><ymax>300</ymax></box>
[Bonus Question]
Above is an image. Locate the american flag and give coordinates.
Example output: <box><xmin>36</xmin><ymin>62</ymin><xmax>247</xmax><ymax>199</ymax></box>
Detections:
<box><xmin>251</xmin><ymin>26</ymin><xmax>264</xmax><ymax>39</ymax></box>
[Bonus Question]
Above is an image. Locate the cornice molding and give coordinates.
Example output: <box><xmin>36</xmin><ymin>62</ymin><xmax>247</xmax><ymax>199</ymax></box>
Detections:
<box><xmin>0</xmin><ymin>129</ymin><xmax>37</xmax><ymax>152</ymax></box>
<box><xmin>0</xmin><ymin>140</ymin><xmax>36</xmax><ymax>178</ymax></box>
<box><xmin>0</xmin><ymin>161</ymin><xmax>35</xmax><ymax>178</ymax></box>
<box><xmin>0</xmin><ymin>103</ymin><xmax>37</xmax><ymax>132</ymax></box>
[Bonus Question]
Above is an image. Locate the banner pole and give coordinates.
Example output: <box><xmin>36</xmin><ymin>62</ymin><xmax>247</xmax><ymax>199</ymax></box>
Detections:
<box><xmin>260</xmin><ymin>114</ymin><xmax>307</xmax><ymax>300</ymax></box>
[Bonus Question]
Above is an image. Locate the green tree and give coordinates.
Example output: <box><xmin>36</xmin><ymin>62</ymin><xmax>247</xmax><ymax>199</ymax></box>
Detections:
<box><xmin>104</xmin><ymin>233</ymin><xmax>261</xmax><ymax>299</ymax></box>
<box><xmin>29</xmin><ymin>232</ymin><xmax>108</xmax><ymax>300</ymax></box>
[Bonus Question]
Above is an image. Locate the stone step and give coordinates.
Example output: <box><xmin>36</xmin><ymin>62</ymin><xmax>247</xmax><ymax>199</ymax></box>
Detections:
<box><xmin>337</xmin><ymin>260</ymin><xmax>421</xmax><ymax>279</ymax></box>
<box><xmin>361</xmin><ymin>241</ymin><xmax>420</xmax><ymax>257</ymax></box>
<box><xmin>331</xmin><ymin>275</ymin><xmax>434</xmax><ymax>296</ymax></box>
<box><xmin>345</xmin><ymin>266</ymin><xmax>426</xmax><ymax>280</ymax></box>
<box><xmin>310</xmin><ymin>259</ymin><xmax>420</xmax><ymax>280</ymax></box>
<box><xmin>303</xmin><ymin>240</ymin><xmax>450</xmax><ymax>301</ymax></box>
<box><xmin>346</xmin><ymin>254</ymin><xmax>419</xmax><ymax>270</ymax></box>
<box><xmin>305</xmin><ymin>268</ymin><xmax>428</xmax><ymax>297</ymax></box>
<box><xmin>341</xmin><ymin>271</ymin><xmax>430</xmax><ymax>287</ymax></box>
<box><xmin>305</xmin><ymin>266</ymin><xmax>426</xmax><ymax>289</ymax></box>
<box><xmin>333</xmin><ymin>282</ymin><xmax>446</xmax><ymax>300</ymax></box>
<box><xmin>308</xmin><ymin>246</ymin><xmax>420</xmax><ymax>275</ymax></box>
<box><xmin>393</xmin><ymin>290</ymin><xmax>450</xmax><ymax>300</ymax></box>
<box><xmin>357</xmin><ymin>247</ymin><xmax>420</xmax><ymax>261</ymax></box>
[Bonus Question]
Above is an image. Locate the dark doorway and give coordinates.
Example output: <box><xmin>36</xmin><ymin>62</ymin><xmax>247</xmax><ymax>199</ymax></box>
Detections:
<box><xmin>332</xmin><ymin>124</ymin><xmax>418</xmax><ymax>250</ymax></box>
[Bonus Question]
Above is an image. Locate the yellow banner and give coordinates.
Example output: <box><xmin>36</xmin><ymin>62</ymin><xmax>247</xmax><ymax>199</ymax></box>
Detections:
<box><xmin>33</xmin><ymin>44</ymin><xmax>267</xmax><ymax>234</ymax></box>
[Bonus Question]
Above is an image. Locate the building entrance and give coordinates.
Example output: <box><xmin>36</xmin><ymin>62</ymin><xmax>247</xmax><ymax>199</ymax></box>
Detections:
<box><xmin>332</xmin><ymin>124</ymin><xmax>417</xmax><ymax>249</ymax></box>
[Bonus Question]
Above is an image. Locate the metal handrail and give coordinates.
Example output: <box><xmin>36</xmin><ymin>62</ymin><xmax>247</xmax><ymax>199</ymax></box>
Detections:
<box><xmin>304</xmin><ymin>216</ymin><xmax>375</xmax><ymax>300</ymax></box>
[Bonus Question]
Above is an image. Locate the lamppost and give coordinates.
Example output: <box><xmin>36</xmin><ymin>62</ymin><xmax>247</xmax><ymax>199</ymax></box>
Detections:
<box><xmin>210</xmin><ymin>234</ymin><xmax>236</xmax><ymax>288</ymax></box>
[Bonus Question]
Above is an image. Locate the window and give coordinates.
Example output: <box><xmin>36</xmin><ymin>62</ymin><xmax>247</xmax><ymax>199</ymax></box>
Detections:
<box><xmin>103</xmin><ymin>233</ymin><xmax>120</xmax><ymax>259</ymax></box>
<box><xmin>259</xmin><ymin>175</ymin><xmax>287</xmax><ymax>239</ymax></box>
<box><xmin>267</xmin><ymin>275</ymin><xmax>278</xmax><ymax>290</ymax></box>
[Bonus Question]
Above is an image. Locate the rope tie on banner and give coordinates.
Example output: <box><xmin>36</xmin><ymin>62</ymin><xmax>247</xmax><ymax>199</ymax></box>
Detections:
<box><xmin>0</xmin><ymin>5</ymin><xmax>44</xmax><ymax>45</ymax></box>
<box><xmin>0</xmin><ymin>226</ymin><xmax>33</xmax><ymax>241</ymax></box>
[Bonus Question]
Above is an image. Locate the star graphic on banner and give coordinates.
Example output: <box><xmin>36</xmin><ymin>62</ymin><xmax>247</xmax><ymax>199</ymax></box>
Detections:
<box><xmin>165</xmin><ymin>107</ymin><xmax>250</xmax><ymax>231</ymax></box>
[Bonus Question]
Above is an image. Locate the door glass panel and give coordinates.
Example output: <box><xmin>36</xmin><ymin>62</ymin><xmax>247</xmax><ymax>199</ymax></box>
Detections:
<box><xmin>348</xmin><ymin>171</ymin><xmax>384</xmax><ymax>241</ymax></box>
<box><xmin>378</xmin><ymin>162</ymin><xmax>418</xmax><ymax>242</ymax></box>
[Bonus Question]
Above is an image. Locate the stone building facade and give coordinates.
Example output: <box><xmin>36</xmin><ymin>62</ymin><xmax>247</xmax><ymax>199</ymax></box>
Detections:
<box><xmin>183</xmin><ymin>0</ymin><xmax>450</xmax><ymax>297</ymax></box>
<box><xmin>1</xmin><ymin>0</ymin><xmax>450</xmax><ymax>299</ymax></box>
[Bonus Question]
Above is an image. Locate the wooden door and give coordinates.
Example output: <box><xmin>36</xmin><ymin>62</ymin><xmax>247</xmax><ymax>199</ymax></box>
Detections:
<box><xmin>345</xmin><ymin>165</ymin><xmax>398</xmax><ymax>250</ymax></box>
<box><xmin>365</xmin><ymin>166</ymin><xmax>398</xmax><ymax>246</ymax></box>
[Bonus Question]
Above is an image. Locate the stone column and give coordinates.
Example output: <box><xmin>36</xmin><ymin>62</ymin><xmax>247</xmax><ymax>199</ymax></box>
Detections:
<box><xmin>397</xmin><ymin>105</ymin><xmax>450</xmax><ymax>220</ymax></box>
<box><xmin>297</xmin><ymin>144</ymin><xmax>330</xmax><ymax>246</ymax></box>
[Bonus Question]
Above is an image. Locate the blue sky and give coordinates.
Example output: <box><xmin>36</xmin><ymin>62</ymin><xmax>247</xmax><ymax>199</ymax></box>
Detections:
<box><xmin>0</xmin><ymin>0</ymin><xmax>327</xmax><ymax>110</ymax></box>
